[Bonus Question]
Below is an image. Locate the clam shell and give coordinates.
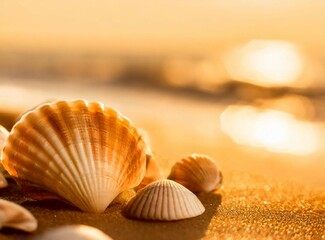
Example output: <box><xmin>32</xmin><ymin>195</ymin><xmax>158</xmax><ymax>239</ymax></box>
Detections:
<box><xmin>34</xmin><ymin>225</ymin><xmax>112</xmax><ymax>240</ymax></box>
<box><xmin>0</xmin><ymin>199</ymin><xmax>37</xmax><ymax>232</ymax></box>
<box><xmin>168</xmin><ymin>154</ymin><xmax>223</xmax><ymax>193</ymax></box>
<box><xmin>2</xmin><ymin>99</ymin><xmax>146</xmax><ymax>213</ymax></box>
<box><xmin>124</xmin><ymin>179</ymin><xmax>205</xmax><ymax>221</ymax></box>
<box><xmin>0</xmin><ymin>126</ymin><xmax>9</xmax><ymax>188</ymax></box>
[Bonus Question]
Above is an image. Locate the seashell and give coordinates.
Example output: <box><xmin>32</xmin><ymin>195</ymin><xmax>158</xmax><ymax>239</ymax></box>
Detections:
<box><xmin>33</xmin><ymin>225</ymin><xmax>112</xmax><ymax>240</ymax></box>
<box><xmin>137</xmin><ymin>128</ymin><xmax>153</xmax><ymax>158</ymax></box>
<box><xmin>2</xmin><ymin>99</ymin><xmax>146</xmax><ymax>213</ymax></box>
<box><xmin>168</xmin><ymin>154</ymin><xmax>223</xmax><ymax>193</ymax></box>
<box><xmin>136</xmin><ymin>129</ymin><xmax>163</xmax><ymax>190</ymax></box>
<box><xmin>0</xmin><ymin>126</ymin><xmax>9</xmax><ymax>188</ymax></box>
<box><xmin>124</xmin><ymin>179</ymin><xmax>205</xmax><ymax>221</ymax></box>
<box><xmin>0</xmin><ymin>199</ymin><xmax>37</xmax><ymax>232</ymax></box>
<box><xmin>137</xmin><ymin>155</ymin><xmax>163</xmax><ymax>190</ymax></box>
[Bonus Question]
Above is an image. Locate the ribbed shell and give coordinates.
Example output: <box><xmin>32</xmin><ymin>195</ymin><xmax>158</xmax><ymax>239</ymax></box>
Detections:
<box><xmin>1</xmin><ymin>99</ymin><xmax>146</xmax><ymax>213</ymax></box>
<box><xmin>0</xmin><ymin>199</ymin><xmax>37</xmax><ymax>232</ymax></box>
<box><xmin>124</xmin><ymin>179</ymin><xmax>205</xmax><ymax>221</ymax></box>
<box><xmin>0</xmin><ymin>125</ymin><xmax>9</xmax><ymax>188</ymax></box>
<box><xmin>34</xmin><ymin>225</ymin><xmax>112</xmax><ymax>240</ymax></box>
<box><xmin>168</xmin><ymin>154</ymin><xmax>223</xmax><ymax>193</ymax></box>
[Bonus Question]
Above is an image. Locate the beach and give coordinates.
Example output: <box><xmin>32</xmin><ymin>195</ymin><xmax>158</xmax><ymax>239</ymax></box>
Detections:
<box><xmin>0</xmin><ymin>79</ymin><xmax>324</xmax><ymax>239</ymax></box>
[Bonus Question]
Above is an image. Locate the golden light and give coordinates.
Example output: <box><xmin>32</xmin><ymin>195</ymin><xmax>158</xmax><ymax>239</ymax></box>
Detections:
<box><xmin>258</xmin><ymin>94</ymin><xmax>315</xmax><ymax>120</ymax></box>
<box><xmin>221</xmin><ymin>106</ymin><xmax>320</xmax><ymax>156</ymax></box>
<box><xmin>163</xmin><ymin>58</ymin><xmax>227</xmax><ymax>91</ymax></box>
<box><xmin>224</xmin><ymin>40</ymin><xmax>305</xmax><ymax>87</ymax></box>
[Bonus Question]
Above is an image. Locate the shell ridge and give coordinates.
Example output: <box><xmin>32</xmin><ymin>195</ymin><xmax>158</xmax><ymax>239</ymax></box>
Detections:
<box><xmin>138</xmin><ymin>185</ymin><xmax>156</xmax><ymax>218</ymax></box>
<box><xmin>138</xmin><ymin>182</ymin><xmax>155</xmax><ymax>218</ymax></box>
<box><xmin>136</xmin><ymin>188</ymin><xmax>151</xmax><ymax>218</ymax></box>
<box><xmin>61</xmin><ymin>101</ymin><xmax>103</xmax><ymax>211</ymax></box>
<box><xmin>4</xmin><ymin>118</ymin><xmax>85</xmax><ymax>206</ymax></box>
<box><xmin>114</xmin><ymin>124</ymin><xmax>145</xmax><ymax>190</ymax></box>
<box><xmin>173</xmin><ymin>163</ymin><xmax>197</xmax><ymax>190</ymax></box>
<box><xmin>183</xmin><ymin>159</ymin><xmax>203</xmax><ymax>184</ymax></box>
<box><xmin>74</xmin><ymin>103</ymin><xmax>98</xmax><ymax>210</ymax></box>
<box><xmin>80</xmin><ymin>102</ymin><xmax>99</xmax><ymax>207</ymax></box>
<box><xmin>120</xmin><ymin>146</ymin><xmax>145</xmax><ymax>190</ymax></box>
<box><xmin>197</xmin><ymin>157</ymin><xmax>215</xmax><ymax>180</ymax></box>
<box><xmin>89</xmin><ymin>105</ymin><xmax>102</xmax><ymax>209</ymax></box>
<box><xmin>195</xmin><ymin>157</ymin><xmax>220</xmax><ymax>192</ymax></box>
<box><xmin>114</xmin><ymin>123</ymin><xmax>131</xmax><ymax>187</ymax></box>
<box><xmin>40</xmin><ymin>105</ymin><xmax>89</xmax><ymax>201</ymax></box>
<box><xmin>147</xmin><ymin>182</ymin><xmax>160</xmax><ymax>219</ymax></box>
<box><xmin>190</xmin><ymin>158</ymin><xmax>207</xmax><ymax>186</ymax></box>
<box><xmin>183</xmin><ymin>184</ymin><xmax>204</xmax><ymax>217</ymax></box>
<box><xmin>175</xmin><ymin>182</ymin><xmax>191</xmax><ymax>218</ymax></box>
<box><xmin>165</xmin><ymin>180</ymin><xmax>172</xmax><ymax>220</ymax></box>
<box><xmin>170</xmin><ymin>180</ymin><xmax>179</xmax><ymax>219</ymax></box>
<box><xmin>71</xmin><ymin>122</ymin><xmax>95</xmax><ymax>209</ymax></box>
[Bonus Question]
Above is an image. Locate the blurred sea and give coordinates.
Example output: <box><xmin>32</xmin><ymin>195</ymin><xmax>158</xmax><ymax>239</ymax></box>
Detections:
<box><xmin>0</xmin><ymin>51</ymin><xmax>324</xmax><ymax>188</ymax></box>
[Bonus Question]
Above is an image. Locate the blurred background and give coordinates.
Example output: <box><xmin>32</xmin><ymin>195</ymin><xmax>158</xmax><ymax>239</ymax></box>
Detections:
<box><xmin>0</xmin><ymin>1</ymin><xmax>325</xmax><ymax>187</ymax></box>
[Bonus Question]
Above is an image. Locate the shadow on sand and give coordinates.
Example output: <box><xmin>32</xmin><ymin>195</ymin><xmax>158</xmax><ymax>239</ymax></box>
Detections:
<box><xmin>0</xmin><ymin>180</ymin><xmax>222</xmax><ymax>240</ymax></box>
<box><xmin>104</xmin><ymin>192</ymin><xmax>222</xmax><ymax>240</ymax></box>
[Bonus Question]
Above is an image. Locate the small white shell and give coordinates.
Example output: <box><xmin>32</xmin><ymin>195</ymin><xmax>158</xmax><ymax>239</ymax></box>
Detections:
<box><xmin>0</xmin><ymin>199</ymin><xmax>37</xmax><ymax>232</ymax></box>
<box><xmin>0</xmin><ymin>126</ymin><xmax>9</xmax><ymax>188</ymax></box>
<box><xmin>2</xmin><ymin>99</ymin><xmax>147</xmax><ymax>213</ymax></box>
<box><xmin>34</xmin><ymin>225</ymin><xmax>112</xmax><ymax>240</ymax></box>
<box><xmin>168</xmin><ymin>154</ymin><xmax>223</xmax><ymax>193</ymax></box>
<box><xmin>124</xmin><ymin>179</ymin><xmax>205</xmax><ymax>221</ymax></box>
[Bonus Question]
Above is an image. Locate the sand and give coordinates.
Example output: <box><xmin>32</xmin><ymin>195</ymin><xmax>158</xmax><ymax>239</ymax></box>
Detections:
<box><xmin>0</xmin><ymin>173</ymin><xmax>324</xmax><ymax>240</ymax></box>
<box><xmin>0</xmin><ymin>80</ymin><xmax>324</xmax><ymax>239</ymax></box>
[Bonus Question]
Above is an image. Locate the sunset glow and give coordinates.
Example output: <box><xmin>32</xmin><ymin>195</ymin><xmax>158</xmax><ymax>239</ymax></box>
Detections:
<box><xmin>221</xmin><ymin>106</ymin><xmax>319</xmax><ymax>156</ymax></box>
<box><xmin>225</xmin><ymin>40</ymin><xmax>305</xmax><ymax>87</ymax></box>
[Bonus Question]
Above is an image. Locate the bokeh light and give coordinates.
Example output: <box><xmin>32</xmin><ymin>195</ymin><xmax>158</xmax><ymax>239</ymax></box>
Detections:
<box><xmin>225</xmin><ymin>40</ymin><xmax>305</xmax><ymax>87</ymax></box>
<box><xmin>221</xmin><ymin>106</ymin><xmax>320</xmax><ymax>156</ymax></box>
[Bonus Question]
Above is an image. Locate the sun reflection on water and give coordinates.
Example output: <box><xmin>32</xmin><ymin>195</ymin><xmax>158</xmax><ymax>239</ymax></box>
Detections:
<box><xmin>221</xmin><ymin>106</ymin><xmax>320</xmax><ymax>156</ymax></box>
<box><xmin>225</xmin><ymin>40</ymin><xmax>305</xmax><ymax>87</ymax></box>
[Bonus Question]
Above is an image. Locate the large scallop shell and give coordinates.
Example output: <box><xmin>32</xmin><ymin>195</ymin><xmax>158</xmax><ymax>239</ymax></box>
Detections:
<box><xmin>0</xmin><ymin>199</ymin><xmax>37</xmax><ymax>232</ymax></box>
<box><xmin>34</xmin><ymin>225</ymin><xmax>112</xmax><ymax>240</ymax></box>
<box><xmin>168</xmin><ymin>154</ymin><xmax>223</xmax><ymax>193</ymax></box>
<box><xmin>124</xmin><ymin>179</ymin><xmax>205</xmax><ymax>221</ymax></box>
<box><xmin>1</xmin><ymin>99</ymin><xmax>146</xmax><ymax>213</ymax></box>
<box><xmin>0</xmin><ymin>126</ymin><xmax>9</xmax><ymax>188</ymax></box>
